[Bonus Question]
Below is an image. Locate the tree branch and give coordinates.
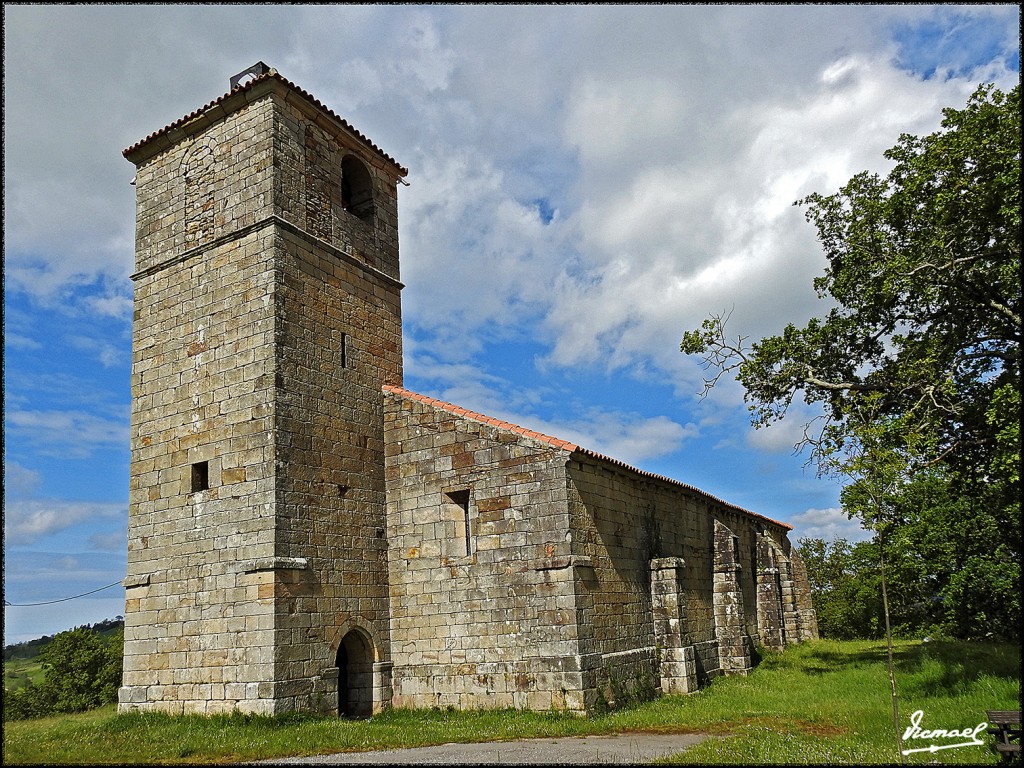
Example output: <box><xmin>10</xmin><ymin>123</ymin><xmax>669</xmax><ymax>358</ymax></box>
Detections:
<box><xmin>802</xmin><ymin>367</ymin><xmax>888</xmax><ymax>393</ymax></box>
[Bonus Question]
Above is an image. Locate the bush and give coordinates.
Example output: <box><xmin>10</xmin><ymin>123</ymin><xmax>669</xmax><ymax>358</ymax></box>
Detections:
<box><xmin>3</xmin><ymin>626</ymin><xmax>122</xmax><ymax>720</ymax></box>
<box><xmin>3</xmin><ymin>683</ymin><xmax>55</xmax><ymax>720</ymax></box>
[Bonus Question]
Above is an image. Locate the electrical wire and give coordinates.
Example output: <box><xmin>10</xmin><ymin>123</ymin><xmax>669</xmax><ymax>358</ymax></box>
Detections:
<box><xmin>4</xmin><ymin>581</ymin><xmax>124</xmax><ymax>607</ymax></box>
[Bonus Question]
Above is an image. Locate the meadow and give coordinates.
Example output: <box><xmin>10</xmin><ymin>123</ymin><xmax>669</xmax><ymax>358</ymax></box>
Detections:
<box><xmin>3</xmin><ymin>657</ymin><xmax>46</xmax><ymax>692</ymax></box>
<box><xmin>3</xmin><ymin>638</ymin><xmax>1019</xmax><ymax>765</ymax></box>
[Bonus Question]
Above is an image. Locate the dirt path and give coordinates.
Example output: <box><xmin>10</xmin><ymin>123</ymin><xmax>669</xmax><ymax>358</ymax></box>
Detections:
<box><xmin>253</xmin><ymin>732</ymin><xmax>713</xmax><ymax>764</ymax></box>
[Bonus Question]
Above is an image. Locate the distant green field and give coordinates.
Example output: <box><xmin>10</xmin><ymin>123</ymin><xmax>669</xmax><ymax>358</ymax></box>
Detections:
<box><xmin>3</xmin><ymin>658</ymin><xmax>46</xmax><ymax>691</ymax></box>
<box><xmin>3</xmin><ymin>618</ymin><xmax>123</xmax><ymax>694</ymax></box>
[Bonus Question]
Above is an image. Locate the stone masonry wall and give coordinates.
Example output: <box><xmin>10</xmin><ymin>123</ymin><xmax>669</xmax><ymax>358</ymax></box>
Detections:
<box><xmin>380</xmin><ymin>397</ymin><xmax>813</xmax><ymax>715</ymax></box>
<box><xmin>123</xmin><ymin>233</ymin><xmax>279</xmax><ymax>714</ymax></box>
<box><xmin>713</xmin><ymin>519</ymin><xmax>751</xmax><ymax>675</ymax></box>
<box><xmin>122</xmin><ymin>75</ymin><xmax>406</xmax><ymax>716</ymax></box>
<box><xmin>383</xmin><ymin>390</ymin><xmax>590</xmax><ymax>712</ymax></box>
<box><xmin>566</xmin><ymin>459</ymin><xmax>794</xmax><ymax>701</ymax></box>
<box><xmin>130</xmin><ymin>92</ymin><xmax>276</xmax><ymax>276</ymax></box>
<box><xmin>263</xmin><ymin>89</ymin><xmax>404</xmax><ymax>715</ymax></box>
<box><xmin>122</xmin><ymin>84</ymin><xmax>284</xmax><ymax>713</ymax></box>
<box><xmin>787</xmin><ymin>545</ymin><xmax>820</xmax><ymax>641</ymax></box>
<box><xmin>271</xmin><ymin>95</ymin><xmax>401</xmax><ymax>282</ymax></box>
<box><xmin>267</xmin><ymin>226</ymin><xmax>401</xmax><ymax>713</ymax></box>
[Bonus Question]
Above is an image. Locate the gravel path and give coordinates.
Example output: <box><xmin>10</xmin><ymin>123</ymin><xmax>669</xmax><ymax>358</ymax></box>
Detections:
<box><xmin>252</xmin><ymin>732</ymin><xmax>712</xmax><ymax>765</ymax></box>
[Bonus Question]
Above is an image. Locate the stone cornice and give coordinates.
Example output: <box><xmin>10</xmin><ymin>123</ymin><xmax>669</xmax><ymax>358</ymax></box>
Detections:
<box><xmin>130</xmin><ymin>214</ymin><xmax>404</xmax><ymax>290</ymax></box>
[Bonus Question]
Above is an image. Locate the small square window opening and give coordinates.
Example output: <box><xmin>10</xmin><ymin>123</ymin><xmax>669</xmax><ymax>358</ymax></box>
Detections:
<box><xmin>191</xmin><ymin>461</ymin><xmax>210</xmax><ymax>493</ymax></box>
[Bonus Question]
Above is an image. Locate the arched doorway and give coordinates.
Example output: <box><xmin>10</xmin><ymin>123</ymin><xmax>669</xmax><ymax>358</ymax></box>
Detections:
<box><xmin>335</xmin><ymin>629</ymin><xmax>373</xmax><ymax>718</ymax></box>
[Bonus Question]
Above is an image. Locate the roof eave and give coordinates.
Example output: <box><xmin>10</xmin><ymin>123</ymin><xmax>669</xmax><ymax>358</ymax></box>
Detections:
<box><xmin>123</xmin><ymin>71</ymin><xmax>408</xmax><ymax>178</ymax></box>
<box><xmin>382</xmin><ymin>384</ymin><xmax>793</xmax><ymax>531</ymax></box>
<box><xmin>567</xmin><ymin>447</ymin><xmax>793</xmax><ymax>531</ymax></box>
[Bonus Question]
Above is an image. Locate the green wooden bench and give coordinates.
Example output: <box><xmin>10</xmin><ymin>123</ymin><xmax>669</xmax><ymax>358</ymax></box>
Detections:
<box><xmin>987</xmin><ymin>710</ymin><xmax>1021</xmax><ymax>764</ymax></box>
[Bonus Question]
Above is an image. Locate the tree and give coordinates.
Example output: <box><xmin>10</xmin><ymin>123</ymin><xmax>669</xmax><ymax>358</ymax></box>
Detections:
<box><xmin>37</xmin><ymin>626</ymin><xmax>123</xmax><ymax>713</ymax></box>
<box><xmin>880</xmin><ymin>468</ymin><xmax>1020</xmax><ymax>640</ymax></box>
<box><xmin>797</xmin><ymin>470</ymin><xmax>1020</xmax><ymax>642</ymax></box>
<box><xmin>796</xmin><ymin>537</ymin><xmax>884</xmax><ymax>639</ymax></box>
<box><xmin>682</xmin><ymin>83</ymin><xmax>1020</xmax><ymax>640</ymax></box>
<box><xmin>3</xmin><ymin>626</ymin><xmax>123</xmax><ymax>719</ymax></box>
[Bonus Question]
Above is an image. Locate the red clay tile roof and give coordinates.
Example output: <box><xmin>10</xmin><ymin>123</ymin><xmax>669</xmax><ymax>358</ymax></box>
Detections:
<box><xmin>123</xmin><ymin>69</ymin><xmax>408</xmax><ymax>176</ymax></box>
<box><xmin>384</xmin><ymin>384</ymin><xmax>579</xmax><ymax>451</ymax></box>
<box><xmin>382</xmin><ymin>384</ymin><xmax>793</xmax><ymax>530</ymax></box>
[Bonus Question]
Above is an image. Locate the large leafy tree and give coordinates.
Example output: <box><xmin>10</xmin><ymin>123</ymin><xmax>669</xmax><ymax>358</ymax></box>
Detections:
<box><xmin>37</xmin><ymin>626</ymin><xmax>123</xmax><ymax>713</ymax></box>
<box><xmin>3</xmin><ymin>626</ymin><xmax>123</xmax><ymax>719</ymax></box>
<box><xmin>799</xmin><ymin>469</ymin><xmax>1019</xmax><ymax>641</ymax></box>
<box><xmin>682</xmin><ymin>83</ymin><xmax>1020</xmax><ymax>639</ymax></box>
<box><xmin>796</xmin><ymin>537</ymin><xmax>885</xmax><ymax>639</ymax></box>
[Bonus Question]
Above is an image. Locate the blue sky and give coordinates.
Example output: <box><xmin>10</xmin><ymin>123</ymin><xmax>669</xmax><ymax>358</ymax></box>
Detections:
<box><xmin>3</xmin><ymin>4</ymin><xmax>1019</xmax><ymax>645</ymax></box>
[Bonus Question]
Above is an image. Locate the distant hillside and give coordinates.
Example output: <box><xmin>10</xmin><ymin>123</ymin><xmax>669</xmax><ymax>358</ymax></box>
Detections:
<box><xmin>3</xmin><ymin>617</ymin><xmax>124</xmax><ymax>661</ymax></box>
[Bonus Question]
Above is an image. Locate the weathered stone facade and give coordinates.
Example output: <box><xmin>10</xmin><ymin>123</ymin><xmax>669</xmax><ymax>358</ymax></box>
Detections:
<box><xmin>120</xmin><ymin>66</ymin><xmax>816</xmax><ymax>718</ymax></box>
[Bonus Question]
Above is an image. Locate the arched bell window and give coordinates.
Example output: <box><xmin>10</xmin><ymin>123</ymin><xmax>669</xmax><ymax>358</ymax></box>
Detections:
<box><xmin>341</xmin><ymin>155</ymin><xmax>374</xmax><ymax>221</ymax></box>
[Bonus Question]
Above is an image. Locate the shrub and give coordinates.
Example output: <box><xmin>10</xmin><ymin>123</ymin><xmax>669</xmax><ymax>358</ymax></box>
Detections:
<box><xmin>3</xmin><ymin>626</ymin><xmax>122</xmax><ymax>720</ymax></box>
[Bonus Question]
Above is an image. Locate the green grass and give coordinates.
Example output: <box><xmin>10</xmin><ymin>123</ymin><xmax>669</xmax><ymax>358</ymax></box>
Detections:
<box><xmin>3</xmin><ymin>658</ymin><xmax>46</xmax><ymax>691</ymax></box>
<box><xmin>653</xmin><ymin>639</ymin><xmax>1020</xmax><ymax>765</ymax></box>
<box><xmin>3</xmin><ymin>639</ymin><xmax>1019</xmax><ymax>765</ymax></box>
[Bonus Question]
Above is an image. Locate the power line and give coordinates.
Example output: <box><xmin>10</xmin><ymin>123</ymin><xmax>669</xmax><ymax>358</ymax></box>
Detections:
<box><xmin>4</xmin><ymin>580</ymin><xmax>123</xmax><ymax>607</ymax></box>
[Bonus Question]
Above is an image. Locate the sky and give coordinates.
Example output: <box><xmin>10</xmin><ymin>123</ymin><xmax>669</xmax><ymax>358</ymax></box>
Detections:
<box><xmin>3</xmin><ymin>4</ymin><xmax>1020</xmax><ymax>646</ymax></box>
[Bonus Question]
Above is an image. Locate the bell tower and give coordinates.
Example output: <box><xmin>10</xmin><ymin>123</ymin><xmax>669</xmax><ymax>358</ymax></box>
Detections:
<box><xmin>119</xmin><ymin>64</ymin><xmax>407</xmax><ymax>715</ymax></box>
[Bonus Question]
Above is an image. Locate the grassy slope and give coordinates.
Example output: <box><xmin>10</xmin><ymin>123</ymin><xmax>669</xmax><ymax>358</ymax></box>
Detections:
<box><xmin>3</xmin><ymin>658</ymin><xmax>46</xmax><ymax>691</ymax></box>
<box><xmin>2</xmin><ymin>639</ymin><xmax>1019</xmax><ymax>766</ymax></box>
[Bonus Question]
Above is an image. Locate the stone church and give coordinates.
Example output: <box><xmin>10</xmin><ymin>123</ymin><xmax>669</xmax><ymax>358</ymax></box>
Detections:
<box><xmin>118</xmin><ymin>64</ymin><xmax>817</xmax><ymax>718</ymax></box>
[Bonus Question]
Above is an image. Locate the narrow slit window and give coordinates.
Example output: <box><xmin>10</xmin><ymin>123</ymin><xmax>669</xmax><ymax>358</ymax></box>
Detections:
<box><xmin>340</xmin><ymin>332</ymin><xmax>348</xmax><ymax>369</ymax></box>
<box><xmin>445</xmin><ymin>490</ymin><xmax>472</xmax><ymax>556</ymax></box>
<box><xmin>191</xmin><ymin>461</ymin><xmax>210</xmax><ymax>493</ymax></box>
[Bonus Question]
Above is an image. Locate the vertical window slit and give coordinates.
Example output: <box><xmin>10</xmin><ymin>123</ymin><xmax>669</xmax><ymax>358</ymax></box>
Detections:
<box><xmin>445</xmin><ymin>490</ymin><xmax>472</xmax><ymax>556</ymax></box>
<box><xmin>191</xmin><ymin>461</ymin><xmax>210</xmax><ymax>493</ymax></box>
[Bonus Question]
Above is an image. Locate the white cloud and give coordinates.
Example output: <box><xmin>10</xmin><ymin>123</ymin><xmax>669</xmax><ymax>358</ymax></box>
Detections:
<box><xmin>88</xmin><ymin>530</ymin><xmax>127</xmax><ymax>552</ymax></box>
<box><xmin>482</xmin><ymin>404</ymin><xmax>699</xmax><ymax>469</ymax></box>
<box><xmin>4</xmin><ymin>5</ymin><xmax>1017</xmax><ymax>397</ymax></box>
<box><xmin>744</xmin><ymin>403</ymin><xmax>830</xmax><ymax>457</ymax></box>
<box><xmin>4</xmin><ymin>462</ymin><xmax>42</xmax><ymax>497</ymax></box>
<box><xmin>553</xmin><ymin>411</ymin><xmax>699</xmax><ymax>466</ymax></box>
<box><xmin>3</xmin><ymin>499</ymin><xmax>126</xmax><ymax>545</ymax></box>
<box><xmin>80</xmin><ymin>289</ymin><xmax>134</xmax><ymax>320</ymax></box>
<box><xmin>407</xmin><ymin>355</ymin><xmax>518</xmax><ymax>416</ymax></box>
<box><xmin>400</xmin><ymin>146</ymin><xmax>566</xmax><ymax>354</ymax></box>
<box><xmin>67</xmin><ymin>335</ymin><xmax>126</xmax><ymax>369</ymax></box>
<box><xmin>536</xmin><ymin>51</ymin><xmax>1003</xmax><ymax>390</ymax></box>
<box><xmin>5</xmin><ymin>409</ymin><xmax>129</xmax><ymax>459</ymax></box>
<box><xmin>5</xmin><ymin>333</ymin><xmax>42</xmax><ymax>351</ymax></box>
<box><xmin>788</xmin><ymin>506</ymin><xmax>873</xmax><ymax>543</ymax></box>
